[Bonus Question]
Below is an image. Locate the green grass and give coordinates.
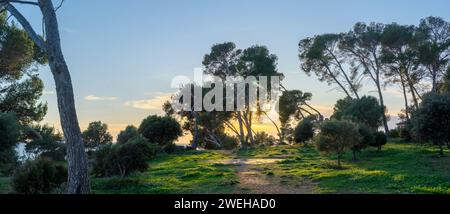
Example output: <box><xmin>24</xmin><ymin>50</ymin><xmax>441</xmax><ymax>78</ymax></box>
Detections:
<box><xmin>92</xmin><ymin>150</ymin><xmax>239</xmax><ymax>194</ymax></box>
<box><xmin>246</xmin><ymin>141</ymin><xmax>450</xmax><ymax>194</ymax></box>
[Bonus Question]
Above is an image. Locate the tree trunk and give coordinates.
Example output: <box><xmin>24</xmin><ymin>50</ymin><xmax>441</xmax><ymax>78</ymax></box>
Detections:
<box><xmin>337</xmin><ymin>153</ymin><xmax>342</xmax><ymax>169</ymax></box>
<box><xmin>375</xmin><ymin>75</ymin><xmax>389</xmax><ymax>133</ymax></box>
<box><xmin>404</xmin><ymin>70</ymin><xmax>419</xmax><ymax>109</ymax></box>
<box><xmin>237</xmin><ymin>111</ymin><xmax>247</xmax><ymax>148</ymax></box>
<box><xmin>39</xmin><ymin>0</ymin><xmax>90</xmax><ymax>194</ymax></box>
<box><xmin>191</xmin><ymin>112</ymin><xmax>200</xmax><ymax>149</ymax></box>
<box><xmin>352</xmin><ymin>150</ymin><xmax>357</xmax><ymax>161</ymax></box>
<box><xmin>400</xmin><ymin>73</ymin><xmax>410</xmax><ymax>121</ymax></box>
<box><xmin>245</xmin><ymin>111</ymin><xmax>255</xmax><ymax>147</ymax></box>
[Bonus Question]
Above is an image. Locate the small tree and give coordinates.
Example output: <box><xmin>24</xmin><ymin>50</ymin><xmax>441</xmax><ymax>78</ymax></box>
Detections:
<box><xmin>82</xmin><ymin>121</ymin><xmax>113</xmax><ymax>150</ymax></box>
<box><xmin>294</xmin><ymin>117</ymin><xmax>315</xmax><ymax>144</ymax></box>
<box><xmin>138</xmin><ymin>115</ymin><xmax>182</xmax><ymax>148</ymax></box>
<box><xmin>117</xmin><ymin>125</ymin><xmax>139</xmax><ymax>144</ymax></box>
<box><xmin>371</xmin><ymin>131</ymin><xmax>388</xmax><ymax>152</ymax></box>
<box><xmin>412</xmin><ymin>93</ymin><xmax>450</xmax><ymax>156</ymax></box>
<box><xmin>315</xmin><ymin>120</ymin><xmax>361</xmax><ymax>168</ymax></box>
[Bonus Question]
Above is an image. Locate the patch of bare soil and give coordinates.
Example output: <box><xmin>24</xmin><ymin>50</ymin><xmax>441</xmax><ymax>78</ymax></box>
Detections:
<box><xmin>212</xmin><ymin>155</ymin><xmax>316</xmax><ymax>194</ymax></box>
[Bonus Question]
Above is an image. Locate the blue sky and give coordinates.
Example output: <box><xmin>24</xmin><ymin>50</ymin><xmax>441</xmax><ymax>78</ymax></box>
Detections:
<box><xmin>15</xmin><ymin>0</ymin><xmax>450</xmax><ymax>137</ymax></box>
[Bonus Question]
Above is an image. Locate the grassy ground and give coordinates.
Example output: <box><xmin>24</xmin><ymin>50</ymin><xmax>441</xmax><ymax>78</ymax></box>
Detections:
<box><xmin>92</xmin><ymin>150</ymin><xmax>239</xmax><ymax>194</ymax></box>
<box><xmin>240</xmin><ymin>141</ymin><xmax>450</xmax><ymax>194</ymax></box>
<box><xmin>2</xmin><ymin>140</ymin><xmax>449</xmax><ymax>194</ymax></box>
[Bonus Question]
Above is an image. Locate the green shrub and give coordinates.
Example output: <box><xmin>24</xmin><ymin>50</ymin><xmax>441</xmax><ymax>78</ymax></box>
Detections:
<box><xmin>371</xmin><ymin>131</ymin><xmax>388</xmax><ymax>151</ymax></box>
<box><xmin>221</xmin><ymin>135</ymin><xmax>239</xmax><ymax>150</ymax></box>
<box><xmin>411</xmin><ymin>93</ymin><xmax>450</xmax><ymax>155</ymax></box>
<box><xmin>254</xmin><ymin>132</ymin><xmax>276</xmax><ymax>146</ymax></box>
<box><xmin>352</xmin><ymin>124</ymin><xmax>374</xmax><ymax>160</ymax></box>
<box><xmin>93</xmin><ymin>136</ymin><xmax>157</xmax><ymax>177</ymax></box>
<box><xmin>388</xmin><ymin>128</ymin><xmax>400</xmax><ymax>138</ymax></box>
<box><xmin>117</xmin><ymin>125</ymin><xmax>139</xmax><ymax>144</ymax></box>
<box><xmin>12</xmin><ymin>158</ymin><xmax>67</xmax><ymax>194</ymax></box>
<box><xmin>138</xmin><ymin>115</ymin><xmax>182</xmax><ymax>146</ymax></box>
<box><xmin>294</xmin><ymin>118</ymin><xmax>315</xmax><ymax>143</ymax></box>
<box><xmin>400</xmin><ymin>127</ymin><xmax>413</xmax><ymax>142</ymax></box>
<box><xmin>0</xmin><ymin>112</ymin><xmax>20</xmax><ymax>175</ymax></box>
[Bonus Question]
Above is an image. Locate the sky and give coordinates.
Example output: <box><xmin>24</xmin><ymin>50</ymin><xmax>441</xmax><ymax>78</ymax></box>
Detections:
<box><xmin>14</xmin><ymin>0</ymin><xmax>450</xmax><ymax>140</ymax></box>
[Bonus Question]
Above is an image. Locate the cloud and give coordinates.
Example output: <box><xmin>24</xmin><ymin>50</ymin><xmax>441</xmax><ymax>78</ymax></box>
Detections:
<box><xmin>124</xmin><ymin>93</ymin><xmax>173</xmax><ymax>110</ymax></box>
<box><xmin>383</xmin><ymin>87</ymin><xmax>404</xmax><ymax>98</ymax></box>
<box><xmin>85</xmin><ymin>95</ymin><xmax>118</xmax><ymax>101</ymax></box>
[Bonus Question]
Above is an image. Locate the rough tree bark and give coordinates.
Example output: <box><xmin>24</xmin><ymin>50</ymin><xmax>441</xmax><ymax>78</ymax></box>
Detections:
<box><xmin>5</xmin><ymin>0</ymin><xmax>90</xmax><ymax>194</ymax></box>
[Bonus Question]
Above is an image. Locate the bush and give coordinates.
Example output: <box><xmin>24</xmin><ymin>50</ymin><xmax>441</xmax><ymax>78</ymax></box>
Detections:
<box><xmin>138</xmin><ymin>115</ymin><xmax>182</xmax><ymax>146</ymax></box>
<box><xmin>221</xmin><ymin>135</ymin><xmax>239</xmax><ymax>150</ymax></box>
<box><xmin>315</xmin><ymin>120</ymin><xmax>361</xmax><ymax>168</ymax></box>
<box><xmin>254</xmin><ymin>132</ymin><xmax>276</xmax><ymax>146</ymax></box>
<box><xmin>294</xmin><ymin>118</ymin><xmax>315</xmax><ymax>144</ymax></box>
<box><xmin>117</xmin><ymin>125</ymin><xmax>139</xmax><ymax>144</ymax></box>
<box><xmin>352</xmin><ymin>124</ymin><xmax>374</xmax><ymax>160</ymax></box>
<box><xmin>388</xmin><ymin>128</ymin><xmax>400</xmax><ymax>138</ymax></box>
<box><xmin>93</xmin><ymin>136</ymin><xmax>157</xmax><ymax>177</ymax></box>
<box><xmin>371</xmin><ymin>131</ymin><xmax>388</xmax><ymax>151</ymax></box>
<box><xmin>399</xmin><ymin>126</ymin><xmax>413</xmax><ymax>142</ymax></box>
<box><xmin>411</xmin><ymin>93</ymin><xmax>450</xmax><ymax>155</ymax></box>
<box><xmin>0</xmin><ymin>112</ymin><xmax>20</xmax><ymax>175</ymax></box>
<box><xmin>12</xmin><ymin>158</ymin><xmax>67</xmax><ymax>194</ymax></box>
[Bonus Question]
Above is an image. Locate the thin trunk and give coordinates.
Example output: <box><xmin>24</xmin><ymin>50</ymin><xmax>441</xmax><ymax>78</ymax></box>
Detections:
<box><xmin>263</xmin><ymin>111</ymin><xmax>282</xmax><ymax>144</ymax></box>
<box><xmin>191</xmin><ymin>112</ymin><xmax>200</xmax><ymax>149</ymax></box>
<box><xmin>304</xmin><ymin>103</ymin><xmax>323</xmax><ymax>121</ymax></box>
<box><xmin>327</xmin><ymin>50</ymin><xmax>360</xmax><ymax>99</ymax></box>
<box><xmin>323</xmin><ymin>63</ymin><xmax>353</xmax><ymax>98</ymax></box>
<box><xmin>337</xmin><ymin>153</ymin><xmax>342</xmax><ymax>169</ymax></box>
<box><xmin>399</xmin><ymin>73</ymin><xmax>410</xmax><ymax>120</ymax></box>
<box><xmin>404</xmin><ymin>69</ymin><xmax>419</xmax><ymax>109</ymax></box>
<box><xmin>243</xmin><ymin>110</ymin><xmax>254</xmax><ymax>146</ymax></box>
<box><xmin>237</xmin><ymin>111</ymin><xmax>247</xmax><ymax>147</ymax></box>
<box><xmin>38</xmin><ymin>0</ymin><xmax>89</xmax><ymax>194</ymax></box>
<box><xmin>352</xmin><ymin>150</ymin><xmax>357</xmax><ymax>161</ymax></box>
<box><xmin>375</xmin><ymin>75</ymin><xmax>389</xmax><ymax>133</ymax></box>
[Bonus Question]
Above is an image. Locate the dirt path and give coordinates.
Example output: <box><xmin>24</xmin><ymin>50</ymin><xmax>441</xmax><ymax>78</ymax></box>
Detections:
<box><xmin>213</xmin><ymin>153</ymin><xmax>316</xmax><ymax>194</ymax></box>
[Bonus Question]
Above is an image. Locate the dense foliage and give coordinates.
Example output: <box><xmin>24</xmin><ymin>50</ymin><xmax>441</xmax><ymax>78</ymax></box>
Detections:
<box><xmin>315</xmin><ymin>120</ymin><xmax>361</xmax><ymax>168</ymax></box>
<box><xmin>92</xmin><ymin>136</ymin><xmax>157</xmax><ymax>177</ymax></box>
<box><xmin>412</xmin><ymin>93</ymin><xmax>450</xmax><ymax>155</ymax></box>
<box><xmin>12</xmin><ymin>158</ymin><xmax>67</xmax><ymax>194</ymax></box>
<box><xmin>82</xmin><ymin>121</ymin><xmax>113</xmax><ymax>150</ymax></box>
<box><xmin>0</xmin><ymin>112</ymin><xmax>20</xmax><ymax>174</ymax></box>
<box><xmin>138</xmin><ymin>115</ymin><xmax>182</xmax><ymax>146</ymax></box>
<box><xmin>117</xmin><ymin>125</ymin><xmax>139</xmax><ymax>144</ymax></box>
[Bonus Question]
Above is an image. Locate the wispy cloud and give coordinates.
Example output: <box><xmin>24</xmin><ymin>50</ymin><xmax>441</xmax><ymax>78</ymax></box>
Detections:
<box><xmin>85</xmin><ymin>95</ymin><xmax>118</xmax><ymax>101</ymax></box>
<box><xmin>124</xmin><ymin>93</ymin><xmax>173</xmax><ymax>110</ymax></box>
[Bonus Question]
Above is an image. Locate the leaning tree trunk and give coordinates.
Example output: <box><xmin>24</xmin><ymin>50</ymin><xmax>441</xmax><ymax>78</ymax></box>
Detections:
<box><xmin>375</xmin><ymin>75</ymin><xmax>389</xmax><ymax>133</ymax></box>
<box><xmin>399</xmin><ymin>73</ymin><xmax>410</xmax><ymax>121</ymax></box>
<box><xmin>39</xmin><ymin>0</ymin><xmax>90</xmax><ymax>194</ymax></box>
